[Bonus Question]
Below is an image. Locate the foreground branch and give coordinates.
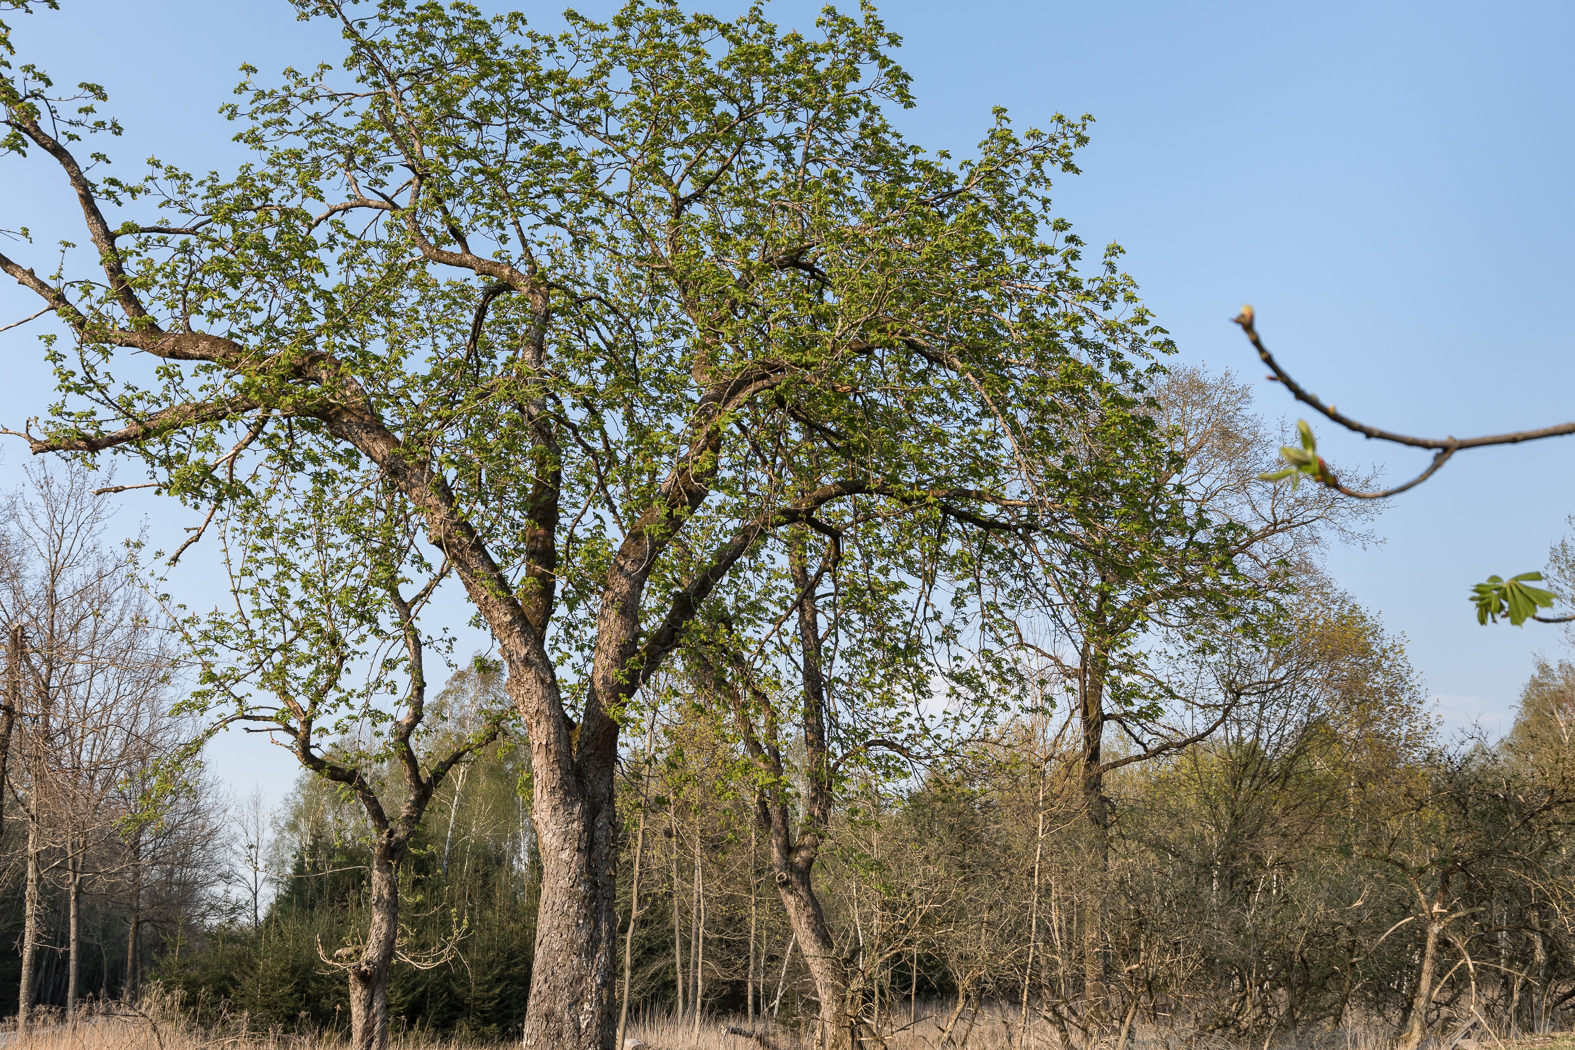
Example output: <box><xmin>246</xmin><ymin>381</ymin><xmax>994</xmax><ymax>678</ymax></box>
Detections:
<box><xmin>1233</xmin><ymin>305</ymin><xmax>1575</xmax><ymax>497</ymax></box>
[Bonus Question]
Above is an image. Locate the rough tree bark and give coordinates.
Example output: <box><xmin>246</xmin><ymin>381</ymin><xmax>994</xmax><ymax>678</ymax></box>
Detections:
<box><xmin>348</xmin><ymin>840</ymin><xmax>405</xmax><ymax>1050</ymax></box>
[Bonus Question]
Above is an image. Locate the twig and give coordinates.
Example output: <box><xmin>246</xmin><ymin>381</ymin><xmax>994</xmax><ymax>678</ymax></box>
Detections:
<box><xmin>0</xmin><ymin>305</ymin><xmax>53</xmax><ymax>335</ymax></box>
<box><xmin>93</xmin><ymin>481</ymin><xmax>159</xmax><ymax>496</ymax></box>
<box><xmin>1232</xmin><ymin>305</ymin><xmax>1575</xmax><ymax>497</ymax></box>
<box><xmin>167</xmin><ymin>504</ymin><xmax>217</xmax><ymax>566</ymax></box>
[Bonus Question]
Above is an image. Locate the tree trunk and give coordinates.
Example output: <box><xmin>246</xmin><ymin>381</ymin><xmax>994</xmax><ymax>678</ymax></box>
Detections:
<box><xmin>520</xmin><ymin>776</ymin><xmax>617</xmax><ymax>1050</ymax></box>
<box><xmin>1080</xmin><ymin>798</ymin><xmax>1112</xmax><ymax>1025</ymax></box>
<box><xmin>348</xmin><ymin>837</ymin><xmax>402</xmax><ymax>1050</ymax></box>
<box><xmin>1020</xmin><ymin>759</ymin><xmax>1047</xmax><ymax>1048</ymax></box>
<box><xmin>17</xmin><ymin>812</ymin><xmax>41</xmax><ymax>1033</ymax></box>
<box><xmin>0</xmin><ymin>627</ymin><xmax>20</xmax><ymax>837</ymax></box>
<box><xmin>773</xmin><ymin>856</ymin><xmax>852</xmax><ymax>1050</ymax></box>
<box><xmin>66</xmin><ymin>855</ymin><xmax>81</xmax><ymax>1022</ymax></box>
<box><xmin>748</xmin><ymin>815</ymin><xmax>758</xmax><ymax>1026</ymax></box>
<box><xmin>125</xmin><ymin>908</ymin><xmax>141</xmax><ymax>1002</ymax></box>
<box><xmin>673</xmin><ymin>806</ymin><xmax>686</xmax><ymax>1018</ymax></box>
<box><xmin>691</xmin><ymin>831</ymin><xmax>704</xmax><ymax>1033</ymax></box>
<box><xmin>615</xmin><ymin>785</ymin><xmax>649</xmax><ymax>1050</ymax></box>
<box><xmin>1079</xmin><ymin>648</ymin><xmax>1112</xmax><ymax>1026</ymax></box>
<box><xmin>124</xmin><ymin>838</ymin><xmax>144</xmax><ymax>1003</ymax></box>
<box><xmin>1398</xmin><ymin>917</ymin><xmax>1443</xmax><ymax>1050</ymax></box>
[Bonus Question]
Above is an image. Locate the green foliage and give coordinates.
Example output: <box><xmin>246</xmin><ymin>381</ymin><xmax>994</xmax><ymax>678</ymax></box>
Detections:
<box><xmin>1471</xmin><ymin>571</ymin><xmax>1555</xmax><ymax>626</ymax></box>
<box><xmin>2</xmin><ymin>0</ymin><xmax>1174</xmax><ymax>728</ymax></box>
<box><xmin>1259</xmin><ymin>419</ymin><xmax>1337</xmax><ymax>490</ymax></box>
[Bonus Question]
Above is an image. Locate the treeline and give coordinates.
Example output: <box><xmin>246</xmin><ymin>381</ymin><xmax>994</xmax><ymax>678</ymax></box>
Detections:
<box><xmin>147</xmin><ymin>627</ymin><xmax>1575</xmax><ymax>1047</ymax></box>
<box><xmin>0</xmin><ymin>467</ymin><xmax>223</xmax><ymax>1024</ymax></box>
<box><xmin>5</xmin><ymin>425</ymin><xmax>1575</xmax><ymax>1050</ymax></box>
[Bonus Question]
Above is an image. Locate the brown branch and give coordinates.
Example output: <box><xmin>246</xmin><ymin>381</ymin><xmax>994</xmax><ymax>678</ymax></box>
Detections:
<box><xmin>1233</xmin><ymin>306</ymin><xmax>1575</xmax><ymax>495</ymax></box>
<box><xmin>136</xmin><ymin>221</ymin><xmax>214</xmax><ymax>236</ymax></box>
<box><xmin>166</xmin><ymin>504</ymin><xmax>217</xmax><ymax>566</ymax></box>
<box><xmin>7</xmin><ymin>107</ymin><xmax>155</xmax><ymax>323</ymax></box>
<box><xmin>0</xmin><ymin>250</ymin><xmax>90</xmax><ymax>328</ymax></box>
<box><xmin>6</xmin><ymin>396</ymin><xmax>259</xmax><ymax>455</ymax></box>
<box><xmin>310</xmin><ymin>197</ymin><xmax>397</xmax><ymax>230</ymax></box>
<box><xmin>0</xmin><ymin>305</ymin><xmax>53</xmax><ymax>335</ymax></box>
<box><xmin>91</xmin><ymin>481</ymin><xmax>158</xmax><ymax>496</ymax></box>
<box><xmin>634</xmin><ymin>479</ymin><xmax>875</xmax><ymax>687</ymax></box>
<box><xmin>1098</xmin><ymin>695</ymin><xmax>1242</xmax><ymax>775</ymax></box>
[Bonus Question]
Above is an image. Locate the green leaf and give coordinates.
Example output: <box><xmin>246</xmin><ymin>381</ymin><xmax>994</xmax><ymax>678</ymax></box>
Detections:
<box><xmin>1297</xmin><ymin>418</ymin><xmax>1316</xmax><ymax>452</ymax></box>
<box><xmin>1262</xmin><ymin>420</ymin><xmax>1331</xmax><ymax>491</ymax></box>
<box><xmin>1471</xmin><ymin>572</ymin><xmax>1557</xmax><ymax>626</ymax></box>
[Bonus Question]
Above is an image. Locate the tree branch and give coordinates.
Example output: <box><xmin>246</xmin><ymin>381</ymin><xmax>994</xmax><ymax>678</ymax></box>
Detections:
<box><xmin>1233</xmin><ymin>306</ymin><xmax>1575</xmax><ymax>471</ymax></box>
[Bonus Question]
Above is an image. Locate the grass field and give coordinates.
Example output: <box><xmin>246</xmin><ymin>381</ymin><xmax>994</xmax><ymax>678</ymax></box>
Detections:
<box><xmin>7</xmin><ymin>1003</ymin><xmax>1574</xmax><ymax>1050</ymax></box>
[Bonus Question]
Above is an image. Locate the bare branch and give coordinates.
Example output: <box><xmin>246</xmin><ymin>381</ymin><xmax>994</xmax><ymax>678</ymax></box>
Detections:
<box><xmin>0</xmin><ymin>305</ymin><xmax>53</xmax><ymax>335</ymax></box>
<box><xmin>1233</xmin><ymin>307</ymin><xmax>1575</xmax><ymax>496</ymax></box>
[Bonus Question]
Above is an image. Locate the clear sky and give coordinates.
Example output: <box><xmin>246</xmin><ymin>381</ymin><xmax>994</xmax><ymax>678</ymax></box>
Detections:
<box><xmin>4</xmin><ymin>0</ymin><xmax>1574</xmax><ymax>809</ymax></box>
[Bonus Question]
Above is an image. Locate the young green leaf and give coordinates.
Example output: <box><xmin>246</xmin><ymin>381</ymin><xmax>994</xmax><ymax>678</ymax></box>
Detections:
<box><xmin>1471</xmin><ymin>572</ymin><xmax>1557</xmax><ymax>626</ymax></box>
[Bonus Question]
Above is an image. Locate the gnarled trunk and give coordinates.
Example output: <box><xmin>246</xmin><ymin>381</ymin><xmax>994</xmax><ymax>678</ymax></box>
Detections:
<box><xmin>521</xmin><ymin>770</ymin><xmax>618</xmax><ymax>1049</ymax></box>
<box><xmin>772</xmin><ymin>844</ymin><xmax>853</xmax><ymax>1050</ymax></box>
<box><xmin>348</xmin><ymin>837</ymin><xmax>404</xmax><ymax>1050</ymax></box>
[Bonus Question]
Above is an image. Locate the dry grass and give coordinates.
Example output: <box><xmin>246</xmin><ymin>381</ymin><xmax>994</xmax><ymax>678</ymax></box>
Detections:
<box><xmin>623</xmin><ymin>1005</ymin><xmax>1575</xmax><ymax>1050</ymax></box>
<box><xmin>6</xmin><ymin>1003</ymin><xmax>1572</xmax><ymax>1050</ymax></box>
<box><xmin>0</xmin><ymin>1009</ymin><xmax>490</xmax><ymax>1050</ymax></box>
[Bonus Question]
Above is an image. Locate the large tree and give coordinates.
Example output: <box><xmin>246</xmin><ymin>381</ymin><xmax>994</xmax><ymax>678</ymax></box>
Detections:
<box><xmin>1</xmin><ymin>1</ymin><xmax>1170</xmax><ymax>1045</ymax></box>
<box><xmin>987</xmin><ymin>366</ymin><xmax>1366</xmax><ymax>1020</ymax></box>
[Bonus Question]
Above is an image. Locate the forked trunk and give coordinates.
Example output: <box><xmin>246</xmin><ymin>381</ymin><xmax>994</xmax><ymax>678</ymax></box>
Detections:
<box><xmin>521</xmin><ymin>775</ymin><xmax>618</xmax><ymax>1049</ymax></box>
<box><xmin>348</xmin><ymin>839</ymin><xmax>402</xmax><ymax>1050</ymax></box>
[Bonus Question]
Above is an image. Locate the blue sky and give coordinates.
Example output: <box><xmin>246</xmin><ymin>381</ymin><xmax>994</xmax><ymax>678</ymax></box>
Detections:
<box><xmin>4</xmin><ymin>0</ymin><xmax>1574</xmax><ymax>807</ymax></box>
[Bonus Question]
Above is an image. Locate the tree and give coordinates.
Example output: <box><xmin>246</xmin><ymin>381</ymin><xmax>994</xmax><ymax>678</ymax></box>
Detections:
<box><xmin>165</xmin><ymin>468</ymin><xmax>507</xmax><ymax>1050</ymax></box>
<box><xmin>158</xmin><ymin>721</ymin><xmax>539</xmax><ymax>1042</ymax></box>
<box><xmin>984</xmin><ymin>366</ymin><xmax>1363</xmax><ymax>1021</ymax></box>
<box><xmin>1505</xmin><ymin>660</ymin><xmax>1575</xmax><ymax>760</ymax></box>
<box><xmin>223</xmin><ymin>787</ymin><xmax>274</xmax><ymax>930</ymax></box>
<box><xmin>0</xmin><ymin>462</ymin><xmax>187</xmax><ymax>1029</ymax></box>
<box><xmin>1</xmin><ymin>2</ymin><xmax>1173</xmax><ymax>1044</ymax></box>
